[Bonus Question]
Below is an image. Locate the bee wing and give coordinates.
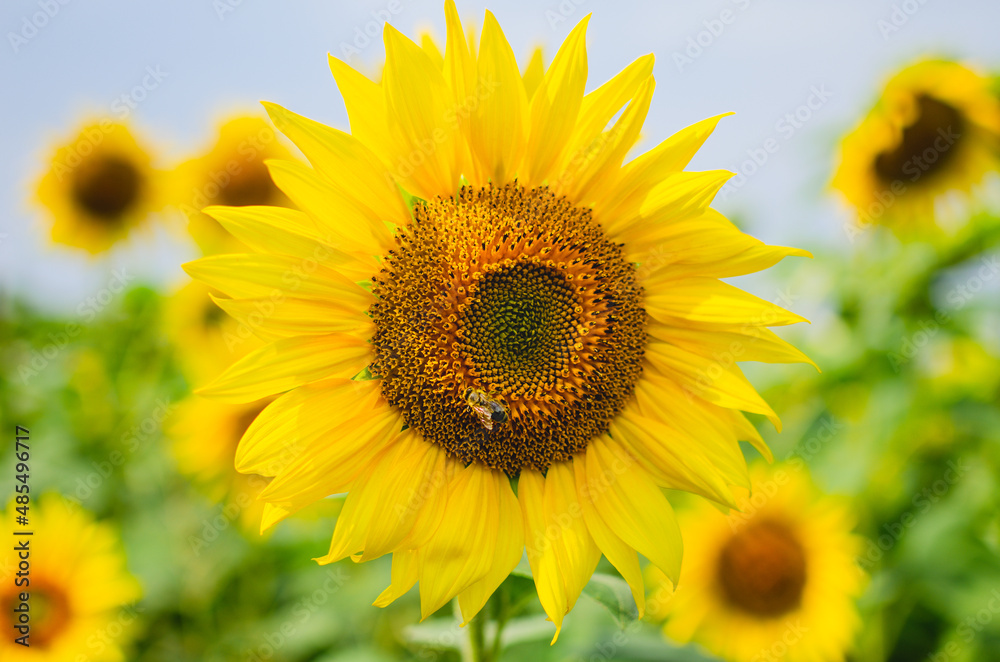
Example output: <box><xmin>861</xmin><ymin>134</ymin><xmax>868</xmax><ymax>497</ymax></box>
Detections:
<box><xmin>472</xmin><ymin>405</ymin><xmax>494</xmax><ymax>431</ymax></box>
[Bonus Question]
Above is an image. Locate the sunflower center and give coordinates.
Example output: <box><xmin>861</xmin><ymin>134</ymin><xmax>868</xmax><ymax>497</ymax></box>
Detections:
<box><xmin>873</xmin><ymin>94</ymin><xmax>966</xmax><ymax>184</ymax></box>
<box><xmin>370</xmin><ymin>183</ymin><xmax>646</xmax><ymax>475</ymax></box>
<box><xmin>463</xmin><ymin>262</ymin><xmax>578</xmax><ymax>384</ymax></box>
<box><xmin>218</xmin><ymin>160</ymin><xmax>281</xmax><ymax>207</ymax></box>
<box><xmin>1</xmin><ymin>581</ymin><xmax>72</xmax><ymax>649</ymax></box>
<box><xmin>716</xmin><ymin>519</ymin><xmax>807</xmax><ymax>617</ymax></box>
<box><xmin>71</xmin><ymin>154</ymin><xmax>142</xmax><ymax>220</ymax></box>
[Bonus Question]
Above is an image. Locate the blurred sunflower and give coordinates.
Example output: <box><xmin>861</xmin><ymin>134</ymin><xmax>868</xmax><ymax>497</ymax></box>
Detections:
<box><xmin>36</xmin><ymin>120</ymin><xmax>166</xmax><ymax>254</ymax></box>
<box><xmin>648</xmin><ymin>464</ymin><xmax>863</xmax><ymax>662</ymax></box>
<box><xmin>185</xmin><ymin>1</ymin><xmax>812</xmax><ymax>636</ymax></box>
<box><xmin>0</xmin><ymin>495</ymin><xmax>141</xmax><ymax>661</ymax></box>
<box><xmin>164</xmin><ymin>280</ymin><xmax>263</xmax><ymax>385</ymax></box>
<box><xmin>169</xmin><ymin>396</ymin><xmax>272</xmax><ymax>531</ymax></box>
<box><xmin>833</xmin><ymin>59</ymin><xmax>1000</xmax><ymax>236</ymax></box>
<box><xmin>174</xmin><ymin>115</ymin><xmax>296</xmax><ymax>253</ymax></box>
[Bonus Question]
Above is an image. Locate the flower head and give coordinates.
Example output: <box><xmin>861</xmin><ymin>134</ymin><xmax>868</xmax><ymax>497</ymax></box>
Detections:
<box><xmin>648</xmin><ymin>464</ymin><xmax>864</xmax><ymax>662</ymax></box>
<box><xmin>0</xmin><ymin>495</ymin><xmax>141</xmax><ymax>661</ymax></box>
<box><xmin>36</xmin><ymin>121</ymin><xmax>166</xmax><ymax>254</ymax></box>
<box><xmin>184</xmin><ymin>2</ymin><xmax>811</xmax><ymax>637</ymax></box>
<box><xmin>833</xmin><ymin>59</ymin><xmax>1000</xmax><ymax>237</ymax></box>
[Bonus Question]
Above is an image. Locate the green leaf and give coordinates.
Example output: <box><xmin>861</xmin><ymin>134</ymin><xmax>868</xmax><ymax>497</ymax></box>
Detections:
<box><xmin>581</xmin><ymin>572</ymin><xmax>640</xmax><ymax>628</ymax></box>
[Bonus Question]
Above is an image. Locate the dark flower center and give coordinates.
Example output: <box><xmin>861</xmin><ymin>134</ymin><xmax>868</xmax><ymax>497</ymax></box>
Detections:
<box><xmin>72</xmin><ymin>154</ymin><xmax>143</xmax><ymax>220</ymax></box>
<box><xmin>873</xmin><ymin>94</ymin><xmax>966</xmax><ymax>184</ymax></box>
<box><xmin>716</xmin><ymin>519</ymin><xmax>808</xmax><ymax>617</ymax></box>
<box><xmin>1</xmin><ymin>581</ymin><xmax>72</xmax><ymax>649</ymax></box>
<box><xmin>218</xmin><ymin>160</ymin><xmax>282</xmax><ymax>207</ymax></box>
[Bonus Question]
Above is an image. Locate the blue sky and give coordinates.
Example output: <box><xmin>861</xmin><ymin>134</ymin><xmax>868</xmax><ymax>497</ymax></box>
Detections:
<box><xmin>1</xmin><ymin>0</ymin><xmax>997</xmax><ymax>313</ymax></box>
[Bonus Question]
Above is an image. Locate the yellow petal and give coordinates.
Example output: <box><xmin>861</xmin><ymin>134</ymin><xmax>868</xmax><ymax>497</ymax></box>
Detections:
<box><xmin>556</xmin><ymin>53</ymin><xmax>654</xmax><ymax>179</ymax></box>
<box><xmin>420</xmin><ymin>32</ymin><xmax>444</xmax><ymax>70</ymax></box>
<box><xmin>196</xmin><ymin>333</ymin><xmax>371</xmax><ymax>403</ymax></box>
<box><xmin>265</xmin><ymin>158</ymin><xmax>393</xmax><ymax>256</ymax></box>
<box><xmin>522</xmin><ymin>15</ymin><xmax>590</xmax><ymax>185</ymax></box>
<box><xmin>543</xmin><ymin>462</ymin><xmax>601</xmax><ymax>613</ymax></box>
<box><xmin>237</xmin><ymin>378</ymin><xmax>382</xmax><ymax>476</ymax></box>
<box><xmin>183</xmin><ymin>253</ymin><xmax>372</xmax><ymax>307</ymax></box>
<box><xmin>572</xmin><ymin>453</ymin><xmax>646</xmax><ymax>617</ymax></box>
<box><xmin>625</xmin><ymin>209</ymin><xmax>811</xmax><ymax>279</ymax></box>
<box><xmin>374</xmin><ymin>549</ymin><xmax>420</xmax><ymax>607</ymax></box>
<box><xmin>418</xmin><ymin>463</ymin><xmax>499</xmax><ymax>619</ymax></box>
<box><xmin>584</xmin><ymin>436</ymin><xmax>683</xmax><ymax>582</ymax></box>
<box><xmin>212</xmin><ymin>295</ymin><xmax>373</xmax><ymax>342</ymax></box>
<box><xmin>262</xmin><ymin>102</ymin><xmax>411</xmax><ymax>226</ymax></box>
<box><xmin>383</xmin><ymin>23</ymin><xmax>461</xmax><ymax>198</ymax></box>
<box><xmin>259</xmin><ymin>397</ymin><xmax>402</xmax><ymax>513</ymax></box>
<box><xmin>609</xmin><ymin>413</ymin><xmax>736</xmax><ymax>507</ymax></box>
<box><xmin>443</xmin><ymin>0</ymin><xmax>480</xmax><ymax>184</ymax></box>
<box><xmin>470</xmin><ymin>10</ymin><xmax>527</xmax><ymax>183</ymax></box>
<box><xmin>457</xmin><ymin>473</ymin><xmax>523</xmax><ymax>624</ymax></box>
<box><xmin>203</xmin><ymin>204</ymin><xmax>376</xmax><ymax>281</ymax></box>
<box><xmin>644</xmin><ymin>277</ymin><xmax>808</xmax><ymax>328</ymax></box>
<box><xmin>320</xmin><ymin>430</ymin><xmax>444</xmax><ymax>563</ymax></box>
<box><xmin>398</xmin><ymin>450</ymin><xmax>453</xmax><ymax>551</ymax></box>
<box><xmin>518</xmin><ymin>468</ymin><xmax>567</xmax><ymax>640</ymax></box>
<box><xmin>521</xmin><ymin>47</ymin><xmax>545</xmax><ymax>100</ymax></box>
<box><xmin>645</xmin><ymin>341</ymin><xmax>781</xmax><ymax>429</ymax></box>
<box><xmin>596</xmin><ymin>112</ymin><xmax>731</xmax><ymax>220</ymax></box>
<box><xmin>606</xmin><ymin>169</ymin><xmax>733</xmax><ymax>238</ymax></box>
<box><xmin>648</xmin><ymin>322</ymin><xmax>816</xmax><ymax>369</ymax></box>
<box><xmin>328</xmin><ymin>54</ymin><xmax>395</xmax><ymax>171</ymax></box>
<box><xmin>632</xmin><ymin>379</ymin><xmax>751</xmax><ymax>490</ymax></box>
<box><xmin>557</xmin><ymin>75</ymin><xmax>655</xmax><ymax>204</ymax></box>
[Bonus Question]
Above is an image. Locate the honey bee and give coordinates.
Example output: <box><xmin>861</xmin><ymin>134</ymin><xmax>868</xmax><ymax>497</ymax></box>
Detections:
<box><xmin>463</xmin><ymin>388</ymin><xmax>508</xmax><ymax>431</ymax></box>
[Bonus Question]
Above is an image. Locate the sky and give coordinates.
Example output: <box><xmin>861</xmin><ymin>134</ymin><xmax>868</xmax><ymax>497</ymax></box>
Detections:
<box><xmin>1</xmin><ymin>0</ymin><xmax>997</xmax><ymax>314</ymax></box>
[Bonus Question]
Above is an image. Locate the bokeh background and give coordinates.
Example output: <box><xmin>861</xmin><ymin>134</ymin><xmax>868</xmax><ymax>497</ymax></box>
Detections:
<box><xmin>2</xmin><ymin>1</ymin><xmax>999</xmax><ymax>661</ymax></box>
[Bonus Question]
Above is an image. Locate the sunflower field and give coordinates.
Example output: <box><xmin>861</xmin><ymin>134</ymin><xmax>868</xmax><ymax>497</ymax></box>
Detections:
<box><xmin>2</xmin><ymin>2</ymin><xmax>999</xmax><ymax>661</ymax></box>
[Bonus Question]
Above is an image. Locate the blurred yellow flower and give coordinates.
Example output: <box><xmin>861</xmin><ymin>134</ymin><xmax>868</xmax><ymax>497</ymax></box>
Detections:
<box><xmin>649</xmin><ymin>464</ymin><xmax>864</xmax><ymax>662</ymax></box>
<box><xmin>0</xmin><ymin>494</ymin><xmax>141</xmax><ymax>661</ymax></box>
<box><xmin>36</xmin><ymin>120</ymin><xmax>167</xmax><ymax>254</ymax></box>
<box><xmin>164</xmin><ymin>280</ymin><xmax>263</xmax><ymax>385</ymax></box>
<box><xmin>184</xmin><ymin>0</ymin><xmax>811</xmax><ymax>635</ymax></box>
<box><xmin>173</xmin><ymin>115</ymin><xmax>296</xmax><ymax>253</ymax></box>
<box><xmin>169</xmin><ymin>395</ymin><xmax>271</xmax><ymax>533</ymax></box>
<box><xmin>833</xmin><ymin>60</ymin><xmax>1000</xmax><ymax>237</ymax></box>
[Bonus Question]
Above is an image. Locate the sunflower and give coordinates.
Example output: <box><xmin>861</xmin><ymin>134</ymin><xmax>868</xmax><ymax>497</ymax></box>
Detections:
<box><xmin>173</xmin><ymin>115</ymin><xmax>297</xmax><ymax>253</ymax></box>
<box><xmin>164</xmin><ymin>280</ymin><xmax>263</xmax><ymax>385</ymax></box>
<box><xmin>648</xmin><ymin>464</ymin><xmax>864</xmax><ymax>662</ymax></box>
<box><xmin>36</xmin><ymin>120</ymin><xmax>166</xmax><ymax>254</ymax></box>
<box><xmin>0</xmin><ymin>494</ymin><xmax>141</xmax><ymax>661</ymax></box>
<box><xmin>184</xmin><ymin>2</ymin><xmax>811</xmax><ymax>637</ymax></box>
<box><xmin>833</xmin><ymin>59</ymin><xmax>1000</xmax><ymax>237</ymax></box>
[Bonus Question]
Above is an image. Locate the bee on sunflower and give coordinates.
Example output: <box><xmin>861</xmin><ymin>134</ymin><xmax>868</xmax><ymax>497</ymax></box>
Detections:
<box><xmin>173</xmin><ymin>115</ymin><xmax>297</xmax><ymax>254</ymax></box>
<box><xmin>0</xmin><ymin>495</ymin><xmax>141</xmax><ymax>661</ymax></box>
<box><xmin>184</xmin><ymin>1</ymin><xmax>812</xmax><ymax>639</ymax></box>
<box><xmin>647</xmin><ymin>464</ymin><xmax>864</xmax><ymax>662</ymax></box>
<box><xmin>36</xmin><ymin>120</ymin><xmax>167</xmax><ymax>254</ymax></box>
<box><xmin>833</xmin><ymin>59</ymin><xmax>1000</xmax><ymax>238</ymax></box>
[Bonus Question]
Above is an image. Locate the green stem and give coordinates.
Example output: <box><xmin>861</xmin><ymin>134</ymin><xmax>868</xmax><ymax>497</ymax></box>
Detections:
<box><xmin>465</xmin><ymin>580</ymin><xmax>517</xmax><ymax>662</ymax></box>
<box><xmin>489</xmin><ymin>581</ymin><xmax>511</xmax><ymax>662</ymax></box>
<box><xmin>467</xmin><ymin>607</ymin><xmax>487</xmax><ymax>662</ymax></box>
